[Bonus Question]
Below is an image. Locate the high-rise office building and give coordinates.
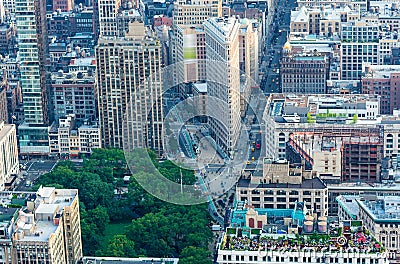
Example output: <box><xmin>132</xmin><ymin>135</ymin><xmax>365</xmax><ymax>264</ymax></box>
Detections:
<box><xmin>238</xmin><ymin>19</ymin><xmax>259</xmax><ymax>83</ymax></box>
<box><xmin>170</xmin><ymin>0</ymin><xmax>222</xmax><ymax>93</ymax></box>
<box><xmin>204</xmin><ymin>17</ymin><xmax>241</xmax><ymax>157</ymax></box>
<box><xmin>96</xmin><ymin>21</ymin><xmax>163</xmax><ymax>154</ymax></box>
<box><xmin>98</xmin><ymin>0</ymin><xmax>121</xmax><ymax>37</ymax></box>
<box><xmin>16</xmin><ymin>0</ymin><xmax>51</xmax><ymax>155</ymax></box>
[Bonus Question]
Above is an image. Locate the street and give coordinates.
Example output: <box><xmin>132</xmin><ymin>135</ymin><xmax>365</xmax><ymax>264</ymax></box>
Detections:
<box><xmin>15</xmin><ymin>160</ymin><xmax>58</xmax><ymax>191</ymax></box>
<box><xmin>260</xmin><ymin>0</ymin><xmax>297</xmax><ymax>95</ymax></box>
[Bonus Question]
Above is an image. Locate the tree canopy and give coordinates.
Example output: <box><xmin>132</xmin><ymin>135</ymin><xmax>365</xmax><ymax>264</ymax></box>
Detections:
<box><xmin>35</xmin><ymin>148</ymin><xmax>213</xmax><ymax>260</ymax></box>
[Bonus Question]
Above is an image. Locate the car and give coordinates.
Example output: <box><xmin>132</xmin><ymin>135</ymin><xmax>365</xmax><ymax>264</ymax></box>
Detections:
<box><xmin>256</xmin><ymin>140</ymin><xmax>261</xmax><ymax>149</ymax></box>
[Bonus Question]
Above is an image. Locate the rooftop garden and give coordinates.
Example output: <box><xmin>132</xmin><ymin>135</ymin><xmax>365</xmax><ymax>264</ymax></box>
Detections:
<box><xmin>220</xmin><ymin>227</ymin><xmax>384</xmax><ymax>254</ymax></box>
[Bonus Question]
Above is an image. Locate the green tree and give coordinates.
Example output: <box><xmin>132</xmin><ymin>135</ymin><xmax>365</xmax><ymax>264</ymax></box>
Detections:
<box><xmin>106</xmin><ymin>235</ymin><xmax>136</xmax><ymax>257</ymax></box>
<box><xmin>86</xmin><ymin>206</ymin><xmax>110</xmax><ymax>234</ymax></box>
<box><xmin>78</xmin><ymin>172</ymin><xmax>114</xmax><ymax>210</ymax></box>
<box><xmin>125</xmin><ymin>204</ymin><xmax>212</xmax><ymax>258</ymax></box>
<box><xmin>179</xmin><ymin>246</ymin><xmax>212</xmax><ymax>264</ymax></box>
<box><xmin>81</xmin><ymin>217</ymin><xmax>102</xmax><ymax>256</ymax></box>
<box><xmin>35</xmin><ymin>148</ymin><xmax>213</xmax><ymax>259</ymax></box>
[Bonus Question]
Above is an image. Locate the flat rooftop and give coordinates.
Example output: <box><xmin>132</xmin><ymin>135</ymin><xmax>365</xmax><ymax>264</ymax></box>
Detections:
<box><xmin>328</xmin><ymin>181</ymin><xmax>400</xmax><ymax>191</ymax></box>
<box><xmin>363</xmin><ymin>65</ymin><xmax>400</xmax><ymax>79</ymax></box>
<box><xmin>17</xmin><ymin>220</ymin><xmax>59</xmax><ymax>242</ymax></box>
<box><xmin>206</xmin><ymin>17</ymin><xmax>239</xmax><ymax>39</ymax></box>
<box><xmin>231</xmin><ymin>201</ymin><xmax>306</xmax><ymax>227</ymax></box>
<box><xmin>357</xmin><ymin>196</ymin><xmax>400</xmax><ymax>223</ymax></box>
<box><xmin>266</xmin><ymin>94</ymin><xmax>380</xmax><ymax>123</ymax></box>
<box><xmin>336</xmin><ymin>195</ymin><xmax>359</xmax><ymax>219</ymax></box>
<box><xmin>289</xmin><ymin>130</ymin><xmax>380</xmax><ymax>155</ymax></box>
<box><xmin>69</xmin><ymin>57</ymin><xmax>96</xmax><ymax>66</ymax></box>
<box><xmin>237</xmin><ymin>176</ymin><xmax>326</xmax><ymax>189</ymax></box>
<box><xmin>12</xmin><ymin>187</ymin><xmax>78</xmax><ymax>242</ymax></box>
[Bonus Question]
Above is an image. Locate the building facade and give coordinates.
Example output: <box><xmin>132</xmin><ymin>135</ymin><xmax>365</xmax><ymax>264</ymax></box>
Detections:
<box><xmin>52</xmin><ymin>0</ymin><xmax>74</xmax><ymax>11</ymax></box>
<box><xmin>362</xmin><ymin>65</ymin><xmax>400</xmax><ymax>115</ymax></box>
<box><xmin>340</xmin><ymin>21</ymin><xmax>379</xmax><ymax>80</ymax></box>
<box><xmin>0</xmin><ymin>122</ymin><xmax>18</xmax><ymax>191</ymax></box>
<box><xmin>96</xmin><ymin>21</ymin><xmax>163</xmax><ymax>154</ymax></box>
<box><xmin>51</xmin><ymin>70</ymin><xmax>97</xmax><ymax>124</ymax></box>
<box><xmin>204</xmin><ymin>17</ymin><xmax>241</xmax><ymax>157</ymax></box>
<box><xmin>281</xmin><ymin>44</ymin><xmax>329</xmax><ymax>94</ymax></box>
<box><xmin>16</xmin><ymin>0</ymin><xmax>51</xmax><ymax>155</ymax></box>
<box><xmin>264</xmin><ymin>94</ymin><xmax>381</xmax><ymax>160</ymax></box>
<box><xmin>170</xmin><ymin>0</ymin><xmax>222</xmax><ymax>96</ymax></box>
<box><xmin>12</xmin><ymin>187</ymin><xmax>82</xmax><ymax>264</ymax></box>
<box><xmin>237</xmin><ymin>160</ymin><xmax>329</xmax><ymax>216</ymax></box>
<box><xmin>49</xmin><ymin>114</ymin><xmax>101</xmax><ymax>158</ymax></box>
<box><xmin>97</xmin><ymin>0</ymin><xmax>121</xmax><ymax>37</ymax></box>
<box><xmin>357</xmin><ymin>196</ymin><xmax>400</xmax><ymax>263</ymax></box>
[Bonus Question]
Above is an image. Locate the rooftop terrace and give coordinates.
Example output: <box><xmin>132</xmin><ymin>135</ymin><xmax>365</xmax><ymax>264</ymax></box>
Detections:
<box><xmin>221</xmin><ymin>222</ymin><xmax>384</xmax><ymax>254</ymax></box>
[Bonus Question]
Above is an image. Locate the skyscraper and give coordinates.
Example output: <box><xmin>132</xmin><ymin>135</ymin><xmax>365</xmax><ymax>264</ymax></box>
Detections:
<box><xmin>170</xmin><ymin>0</ymin><xmax>222</xmax><ymax>93</ymax></box>
<box><xmin>96</xmin><ymin>21</ymin><xmax>163</xmax><ymax>154</ymax></box>
<box><xmin>204</xmin><ymin>17</ymin><xmax>241</xmax><ymax>157</ymax></box>
<box><xmin>16</xmin><ymin>0</ymin><xmax>51</xmax><ymax>155</ymax></box>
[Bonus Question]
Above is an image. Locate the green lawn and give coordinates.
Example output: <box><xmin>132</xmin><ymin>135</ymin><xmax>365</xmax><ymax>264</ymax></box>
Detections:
<box><xmin>100</xmin><ymin>221</ymin><xmax>131</xmax><ymax>252</ymax></box>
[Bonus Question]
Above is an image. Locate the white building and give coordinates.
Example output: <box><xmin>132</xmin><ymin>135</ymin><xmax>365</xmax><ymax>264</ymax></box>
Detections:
<box><xmin>12</xmin><ymin>187</ymin><xmax>83</xmax><ymax>264</ymax></box>
<box><xmin>97</xmin><ymin>0</ymin><xmax>121</xmax><ymax>37</ymax></box>
<box><xmin>0</xmin><ymin>122</ymin><xmax>18</xmax><ymax>191</ymax></box>
<box><xmin>204</xmin><ymin>17</ymin><xmax>242</xmax><ymax>157</ymax></box>
<box><xmin>297</xmin><ymin>0</ymin><xmax>368</xmax><ymax>12</ymax></box>
<box><xmin>49</xmin><ymin>115</ymin><xmax>101</xmax><ymax>158</ymax></box>
<box><xmin>340</xmin><ymin>21</ymin><xmax>398</xmax><ymax>80</ymax></box>
<box><xmin>217</xmin><ymin>248</ymin><xmax>388</xmax><ymax>264</ymax></box>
